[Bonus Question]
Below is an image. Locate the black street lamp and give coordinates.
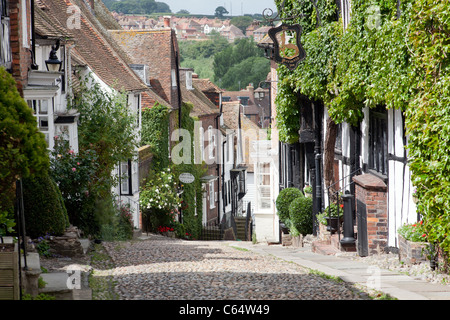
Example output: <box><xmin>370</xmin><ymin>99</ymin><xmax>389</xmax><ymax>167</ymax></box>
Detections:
<box><xmin>45</xmin><ymin>42</ymin><xmax>62</xmax><ymax>72</ymax></box>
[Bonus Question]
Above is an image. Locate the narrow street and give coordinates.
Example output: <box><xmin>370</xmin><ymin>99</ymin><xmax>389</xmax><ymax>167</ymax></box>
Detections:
<box><xmin>90</xmin><ymin>234</ymin><xmax>370</xmax><ymax>300</ymax></box>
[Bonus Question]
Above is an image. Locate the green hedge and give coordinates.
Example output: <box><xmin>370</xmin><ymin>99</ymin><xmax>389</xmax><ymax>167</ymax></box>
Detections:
<box><xmin>0</xmin><ymin>67</ymin><xmax>49</xmax><ymax>229</ymax></box>
<box><xmin>276</xmin><ymin>187</ymin><xmax>304</xmax><ymax>224</ymax></box>
<box><xmin>289</xmin><ymin>196</ymin><xmax>313</xmax><ymax>236</ymax></box>
<box><xmin>22</xmin><ymin>174</ymin><xmax>69</xmax><ymax>239</ymax></box>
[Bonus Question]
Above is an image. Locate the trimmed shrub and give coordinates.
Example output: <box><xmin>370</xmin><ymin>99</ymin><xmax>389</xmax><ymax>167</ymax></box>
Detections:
<box><xmin>276</xmin><ymin>187</ymin><xmax>304</xmax><ymax>224</ymax></box>
<box><xmin>0</xmin><ymin>67</ymin><xmax>49</xmax><ymax>229</ymax></box>
<box><xmin>23</xmin><ymin>174</ymin><xmax>69</xmax><ymax>239</ymax></box>
<box><xmin>289</xmin><ymin>196</ymin><xmax>313</xmax><ymax>236</ymax></box>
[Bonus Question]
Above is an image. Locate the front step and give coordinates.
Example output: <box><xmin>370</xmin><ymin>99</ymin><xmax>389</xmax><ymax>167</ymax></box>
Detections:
<box><xmin>39</xmin><ymin>270</ymin><xmax>92</xmax><ymax>300</ymax></box>
<box><xmin>235</xmin><ymin>217</ymin><xmax>249</xmax><ymax>241</ymax></box>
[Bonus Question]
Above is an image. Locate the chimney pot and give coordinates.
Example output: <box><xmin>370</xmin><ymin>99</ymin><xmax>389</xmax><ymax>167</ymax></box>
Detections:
<box><xmin>164</xmin><ymin>16</ymin><xmax>171</xmax><ymax>28</ymax></box>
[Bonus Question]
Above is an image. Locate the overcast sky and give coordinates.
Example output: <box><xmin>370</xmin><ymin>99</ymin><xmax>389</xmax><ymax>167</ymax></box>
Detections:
<box><xmin>162</xmin><ymin>0</ymin><xmax>277</xmax><ymax>16</ymax></box>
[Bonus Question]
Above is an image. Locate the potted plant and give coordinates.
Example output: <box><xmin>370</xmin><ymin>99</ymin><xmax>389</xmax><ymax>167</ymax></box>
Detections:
<box><xmin>303</xmin><ymin>185</ymin><xmax>313</xmax><ymax>198</ymax></box>
<box><xmin>321</xmin><ymin>203</ymin><xmax>343</xmax><ymax>232</ymax></box>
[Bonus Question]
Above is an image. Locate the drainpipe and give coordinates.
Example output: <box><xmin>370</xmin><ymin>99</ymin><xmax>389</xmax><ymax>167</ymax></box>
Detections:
<box><xmin>215</xmin><ymin>111</ymin><xmax>221</xmax><ymax>225</ymax></box>
<box><xmin>313</xmin><ymin>101</ymin><xmax>323</xmax><ymax>235</ymax></box>
<box><xmin>30</xmin><ymin>0</ymin><xmax>38</xmax><ymax>70</ymax></box>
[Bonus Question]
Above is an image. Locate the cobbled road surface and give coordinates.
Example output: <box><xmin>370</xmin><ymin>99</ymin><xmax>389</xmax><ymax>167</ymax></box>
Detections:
<box><xmin>96</xmin><ymin>234</ymin><xmax>370</xmax><ymax>300</ymax></box>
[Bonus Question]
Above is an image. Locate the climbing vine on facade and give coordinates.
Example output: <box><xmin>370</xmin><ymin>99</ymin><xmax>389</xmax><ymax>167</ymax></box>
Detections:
<box><xmin>274</xmin><ymin>0</ymin><xmax>450</xmax><ymax>261</ymax></box>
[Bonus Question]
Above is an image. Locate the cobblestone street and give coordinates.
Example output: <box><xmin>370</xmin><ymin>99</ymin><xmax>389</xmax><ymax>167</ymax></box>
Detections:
<box><xmin>91</xmin><ymin>234</ymin><xmax>370</xmax><ymax>300</ymax></box>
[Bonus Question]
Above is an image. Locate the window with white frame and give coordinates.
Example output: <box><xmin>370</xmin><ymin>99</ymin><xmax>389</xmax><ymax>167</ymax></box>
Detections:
<box><xmin>209</xmin><ymin>180</ymin><xmax>215</xmax><ymax>209</ymax></box>
<box><xmin>256</xmin><ymin>162</ymin><xmax>272</xmax><ymax>211</ymax></box>
<box><xmin>208</xmin><ymin>125</ymin><xmax>216</xmax><ymax>160</ymax></box>
<box><xmin>120</xmin><ymin>160</ymin><xmax>131</xmax><ymax>195</ymax></box>
<box><xmin>28</xmin><ymin>99</ymin><xmax>53</xmax><ymax>146</ymax></box>
<box><xmin>0</xmin><ymin>0</ymin><xmax>11</xmax><ymax>69</ymax></box>
<box><xmin>199</xmin><ymin>126</ymin><xmax>205</xmax><ymax>162</ymax></box>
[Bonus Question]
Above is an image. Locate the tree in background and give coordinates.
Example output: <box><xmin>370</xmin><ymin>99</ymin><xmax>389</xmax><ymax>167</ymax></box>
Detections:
<box><xmin>107</xmin><ymin>0</ymin><xmax>171</xmax><ymax>14</ymax></box>
<box><xmin>213</xmin><ymin>37</ymin><xmax>270</xmax><ymax>90</ymax></box>
<box><xmin>215</xmin><ymin>6</ymin><xmax>229</xmax><ymax>18</ymax></box>
<box><xmin>230</xmin><ymin>16</ymin><xmax>253</xmax><ymax>34</ymax></box>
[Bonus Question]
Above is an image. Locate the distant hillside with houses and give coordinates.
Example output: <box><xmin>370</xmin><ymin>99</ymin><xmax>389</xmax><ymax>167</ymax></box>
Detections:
<box><xmin>110</xmin><ymin>13</ymin><xmax>271</xmax><ymax>43</ymax></box>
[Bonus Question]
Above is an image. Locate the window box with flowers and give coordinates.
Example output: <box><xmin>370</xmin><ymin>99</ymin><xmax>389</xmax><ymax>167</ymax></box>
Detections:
<box><xmin>397</xmin><ymin>221</ymin><xmax>430</xmax><ymax>265</ymax></box>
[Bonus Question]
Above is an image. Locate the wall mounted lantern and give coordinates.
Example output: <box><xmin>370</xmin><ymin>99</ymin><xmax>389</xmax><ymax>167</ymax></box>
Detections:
<box><xmin>45</xmin><ymin>41</ymin><xmax>62</xmax><ymax>72</ymax></box>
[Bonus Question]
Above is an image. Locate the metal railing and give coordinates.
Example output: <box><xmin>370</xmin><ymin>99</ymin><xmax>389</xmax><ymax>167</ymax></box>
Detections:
<box><xmin>325</xmin><ymin>168</ymin><xmax>361</xmax><ymax>243</ymax></box>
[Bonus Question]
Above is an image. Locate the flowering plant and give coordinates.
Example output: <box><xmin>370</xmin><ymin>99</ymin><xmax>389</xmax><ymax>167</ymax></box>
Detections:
<box><xmin>398</xmin><ymin>221</ymin><xmax>427</xmax><ymax>242</ymax></box>
<box><xmin>50</xmin><ymin>136</ymin><xmax>99</xmax><ymax>226</ymax></box>
<box><xmin>140</xmin><ymin>167</ymin><xmax>181</xmax><ymax>213</ymax></box>
<box><xmin>157</xmin><ymin>226</ymin><xmax>174</xmax><ymax>233</ymax></box>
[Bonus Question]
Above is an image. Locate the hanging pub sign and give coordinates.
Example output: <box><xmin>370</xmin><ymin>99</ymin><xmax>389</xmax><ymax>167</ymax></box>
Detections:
<box><xmin>268</xmin><ymin>23</ymin><xmax>306</xmax><ymax>71</ymax></box>
<box><xmin>262</xmin><ymin>0</ymin><xmax>321</xmax><ymax>71</ymax></box>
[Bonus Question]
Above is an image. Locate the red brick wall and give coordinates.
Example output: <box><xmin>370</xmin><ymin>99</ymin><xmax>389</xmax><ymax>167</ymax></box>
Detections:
<box><xmin>353</xmin><ymin>174</ymin><xmax>388</xmax><ymax>255</ymax></box>
<box><xmin>9</xmin><ymin>0</ymin><xmax>32</xmax><ymax>95</ymax></box>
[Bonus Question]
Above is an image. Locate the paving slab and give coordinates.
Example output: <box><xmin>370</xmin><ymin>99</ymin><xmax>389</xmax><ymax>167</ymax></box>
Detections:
<box><xmin>228</xmin><ymin>241</ymin><xmax>450</xmax><ymax>300</ymax></box>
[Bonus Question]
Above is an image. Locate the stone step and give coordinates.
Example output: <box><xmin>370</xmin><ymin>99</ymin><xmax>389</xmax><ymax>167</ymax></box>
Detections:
<box><xmin>39</xmin><ymin>271</ymin><xmax>92</xmax><ymax>300</ymax></box>
<box><xmin>39</xmin><ymin>273</ymin><xmax>74</xmax><ymax>300</ymax></box>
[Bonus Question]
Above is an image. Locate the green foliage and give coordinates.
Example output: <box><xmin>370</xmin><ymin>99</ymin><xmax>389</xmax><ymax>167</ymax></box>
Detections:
<box><xmin>230</xmin><ymin>16</ymin><xmax>253</xmax><ymax>33</ymax></box>
<box><xmin>22</xmin><ymin>174</ymin><xmax>69</xmax><ymax>239</ymax></box>
<box><xmin>70</xmin><ymin>73</ymin><xmax>139</xmax><ymax>191</ymax></box>
<box><xmin>173</xmin><ymin>102</ymin><xmax>205</xmax><ymax>240</ymax></box>
<box><xmin>35</xmin><ymin>237</ymin><xmax>51</xmax><ymax>258</ymax></box>
<box><xmin>179</xmin><ymin>35</ymin><xmax>229</xmax><ymax>80</ymax></box>
<box><xmin>140</xmin><ymin>166</ymin><xmax>180</xmax><ymax>232</ymax></box>
<box><xmin>221</xmin><ymin>56</ymin><xmax>271</xmax><ymax>91</ymax></box>
<box><xmin>106</xmin><ymin>0</ymin><xmax>171</xmax><ymax>14</ymax></box>
<box><xmin>214</xmin><ymin>6</ymin><xmax>228</xmax><ymax>18</ymax></box>
<box><xmin>0</xmin><ymin>67</ymin><xmax>49</xmax><ymax>226</ymax></box>
<box><xmin>213</xmin><ymin>37</ymin><xmax>269</xmax><ymax>90</ymax></box>
<box><xmin>398</xmin><ymin>221</ymin><xmax>427</xmax><ymax>242</ymax></box>
<box><xmin>405</xmin><ymin>0</ymin><xmax>450</xmax><ymax>257</ymax></box>
<box><xmin>179</xmin><ymin>35</ymin><xmax>230</xmax><ymax>61</ymax></box>
<box><xmin>141</xmin><ymin>103</ymin><xmax>170</xmax><ymax>171</ymax></box>
<box><xmin>275</xmin><ymin>0</ymin><xmax>450</xmax><ymax>259</ymax></box>
<box><xmin>289</xmin><ymin>196</ymin><xmax>313</xmax><ymax>236</ymax></box>
<box><xmin>275</xmin><ymin>187</ymin><xmax>304</xmax><ymax>224</ymax></box>
<box><xmin>50</xmin><ymin>136</ymin><xmax>99</xmax><ymax>233</ymax></box>
<box><xmin>99</xmin><ymin>201</ymin><xmax>134</xmax><ymax>241</ymax></box>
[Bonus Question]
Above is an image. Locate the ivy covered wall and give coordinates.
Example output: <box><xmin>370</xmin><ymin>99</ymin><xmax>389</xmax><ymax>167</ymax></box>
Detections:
<box><xmin>140</xmin><ymin>102</ymin><xmax>205</xmax><ymax>239</ymax></box>
<box><xmin>274</xmin><ymin>0</ymin><xmax>450</xmax><ymax>261</ymax></box>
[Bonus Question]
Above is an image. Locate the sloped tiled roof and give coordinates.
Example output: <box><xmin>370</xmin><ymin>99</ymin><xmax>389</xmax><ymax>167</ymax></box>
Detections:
<box><xmin>109</xmin><ymin>29</ymin><xmax>178</xmax><ymax>104</ymax></box>
<box><xmin>192</xmin><ymin>78</ymin><xmax>223</xmax><ymax>94</ymax></box>
<box><xmin>183</xmin><ymin>85</ymin><xmax>219</xmax><ymax>118</ymax></box>
<box><xmin>34</xmin><ymin>2</ymin><xmax>71</xmax><ymax>39</ymax></box>
<box><xmin>43</xmin><ymin>0</ymin><xmax>148</xmax><ymax>92</ymax></box>
<box><xmin>222</xmin><ymin>101</ymin><xmax>240</xmax><ymax>131</ymax></box>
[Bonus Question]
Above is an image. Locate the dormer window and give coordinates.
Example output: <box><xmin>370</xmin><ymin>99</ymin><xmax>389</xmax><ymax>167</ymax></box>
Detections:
<box><xmin>238</xmin><ymin>96</ymin><xmax>249</xmax><ymax>106</ymax></box>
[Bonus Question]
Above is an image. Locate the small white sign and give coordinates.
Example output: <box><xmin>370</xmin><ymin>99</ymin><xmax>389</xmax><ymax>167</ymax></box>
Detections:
<box><xmin>179</xmin><ymin>173</ymin><xmax>195</xmax><ymax>184</ymax></box>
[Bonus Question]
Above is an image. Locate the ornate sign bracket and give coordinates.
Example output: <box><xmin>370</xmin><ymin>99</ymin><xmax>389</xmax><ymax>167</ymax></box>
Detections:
<box><xmin>262</xmin><ymin>0</ymin><xmax>322</xmax><ymax>70</ymax></box>
<box><xmin>268</xmin><ymin>24</ymin><xmax>306</xmax><ymax>71</ymax></box>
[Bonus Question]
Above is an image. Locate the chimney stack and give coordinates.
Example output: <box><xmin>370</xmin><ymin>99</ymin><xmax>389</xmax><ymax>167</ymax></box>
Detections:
<box><xmin>163</xmin><ymin>16</ymin><xmax>171</xmax><ymax>28</ymax></box>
